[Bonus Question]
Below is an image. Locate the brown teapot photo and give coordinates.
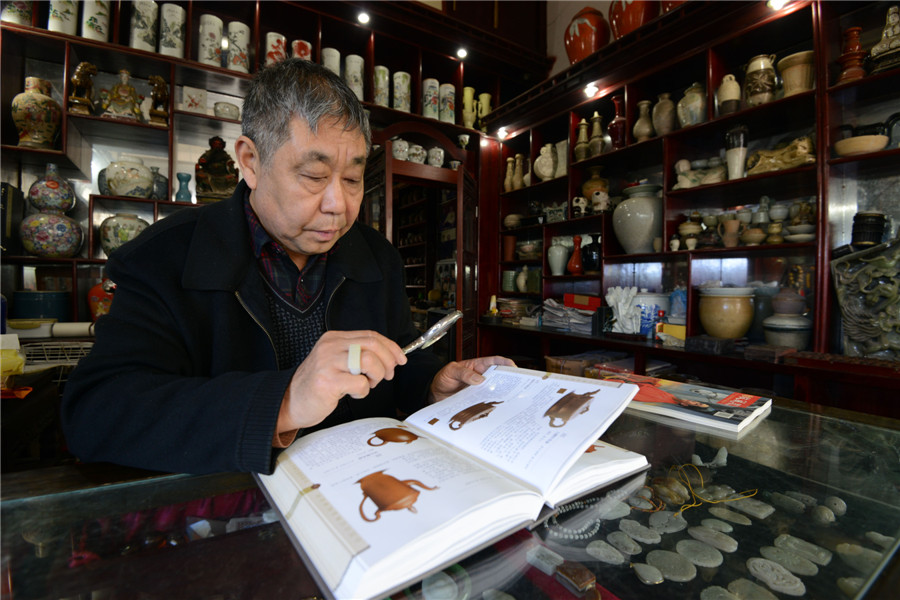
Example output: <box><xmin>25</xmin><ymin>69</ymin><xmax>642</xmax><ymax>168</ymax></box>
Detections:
<box><xmin>357</xmin><ymin>470</ymin><xmax>437</xmax><ymax>522</ymax></box>
<box><xmin>367</xmin><ymin>427</ymin><xmax>419</xmax><ymax>446</ymax></box>
<box><xmin>543</xmin><ymin>389</ymin><xmax>599</xmax><ymax>428</ymax></box>
<box><xmin>448</xmin><ymin>401</ymin><xmax>503</xmax><ymax>430</ymax></box>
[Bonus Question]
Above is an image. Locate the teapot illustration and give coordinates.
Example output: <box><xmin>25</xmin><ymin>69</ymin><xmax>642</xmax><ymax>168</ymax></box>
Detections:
<box><xmin>543</xmin><ymin>389</ymin><xmax>599</xmax><ymax>428</ymax></box>
<box><xmin>448</xmin><ymin>401</ymin><xmax>502</xmax><ymax>430</ymax></box>
<box><xmin>367</xmin><ymin>427</ymin><xmax>419</xmax><ymax>446</ymax></box>
<box><xmin>357</xmin><ymin>470</ymin><xmax>437</xmax><ymax>522</ymax></box>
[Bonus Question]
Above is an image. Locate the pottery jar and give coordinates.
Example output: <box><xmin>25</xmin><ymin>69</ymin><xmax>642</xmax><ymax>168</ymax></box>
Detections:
<box><xmin>740</xmin><ymin>227</ymin><xmax>767</xmax><ymax>245</ymax></box>
<box><xmin>677</xmin><ymin>82</ymin><xmax>706</xmax><ymax>127</ymax></box>
<box><xmin>768</xmin><ymin>203</ymin><xmax>789</xmax><ymax>222</ymax></box>
<box><xmin>106</xmin><ymin>157</ymin><xmax>153</xmax><ymax>198</ymax></box>
<box><xmin>609</xmin><ymin>0</ymin><xmax>660</xmax><ymax>40</ymax></box>
<box><xmin>99</xmin><ymin>212</ymin><xmax>150</xmax><ymax>256</ymax></box>
<box><xmin>407</xmin><ymin>144</ymin><xmax>426</xmax><ymax>164</ymax></box>
<box><xmin>717</xmin><ymin>74</ymin><xmax>741</xmax><ymax>115</ymax></box>
<box><xmin>564</xmin><ymin>6</ymin><xmax>610</xmax><ymax>64</ymax></box>
<box><xmin>391</xmin><ymin>138</ymin><xmax>409</xmax><ymax>161</ymax></box>
<box><xmin>547</xmin><ymin>241</ymin><xmax>570</xmax><ymax>276</ymax></box>
<box><xmin>513</xmin><ymin>154</ymin><xmax>525</xmax><ymax>189</ymax></box>
<box><xmin>652</xmin><ymin>92</ymin><xmax>676</xmax><ymax>136</ymax></box>
<box><xmin>503</xmin><ymin>157</ymin><xmax>515</xmax><ymax>192</ymax></box>
<box><xmin>581</xmin><ymin>234</ymin><xmax>602</xmax><ymax>273</ymax></box>
<box><xmin>20</xmin><ymin>163</ymin><xmax>83</xmax><ymax>258</ymax></box>
<box><xmin>11</xmin><ymin>77</ymin><xmax>62</xmax><ymax>149</ymax></box>
<box><xmin>426</xmin><ymin>147</ymin><xmax>444</xmax><ymax>168</ymax></box>
<box><xmin>763</xmin><ymin>313</ymin><xmax>812</xmax><ymax>349</ymax></box>
<box><xmin>80</xmin><ymin>1</ymin><xmax>111</xmax><ymax>42</ymax></box>
<box><xmin>213</xmin><ymin>101</ymin><xmax>240</xmax><ymax>120</ymax></box>
<box><xmin>743</xmin><ymin>54</ymin><xmax>777</xmax><ymax>107</ymax></box>
<box><xmin>778</xmin><ymin>50</ymin><xmax>815</xmax><ymax>97</ymax></box>
<box><xmin>633</xmin><ymin>99</ymin><xmax>654</xmax><ymax>142</ymax></box>
<box><xmin>588</xmin><ymin>111</ymin><xmax>604</xmax><ymax>156</ymax></box>
<box><xmin>699</xmin><ymin>291</ymin><xmax>754</xmax><ymax>339</ymax></box>
<box><xmin>771</xmin><ymin>288</ymin><xmax>805</xmax><ymax>314</ymax></box>
<box><xmin>533</xmin><ymin>143</ymin><xmax>557</xmax><ymax>181</ymax></box>
<box><xmin>88</xmin><ymin>278</ymin><xmax>115</xmax><ymax>321</ymax></box>
<box><xmin>574</xmin><ymin>118</ymin><xmax>591</xmax><ymax>161</ymax></box>
<box><xmin>581</xmin><ymin>166</ymin><xmax>608</xmax><ymax>200</ymax></box>
<box><xmin>607</xmin><ymin>96</ymin><xmax>627</xmax><ymax>150</ymax></box>
<box><xmin>129</xmin><ymin>0</ymin><xmax>159</xmax><ymax>52</ymax></box>
<box><xmin>28</xmin><ymin>163</ymin><xmax>75</xmax><ymax>213</ymax></box>
<box><xmin>612</xmin><ymin>184</ymin><xmax>663</xmax><ymax>254</ymax></box>
<box><xmin>48</xmin><ymin>0</ymin><xmax>79</xmax><ymax>35</ymax></box>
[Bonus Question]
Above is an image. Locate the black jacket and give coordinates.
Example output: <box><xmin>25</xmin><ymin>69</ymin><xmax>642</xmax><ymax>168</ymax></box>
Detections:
<box><xmin>61</xmin><ymin>181</ymin><xmax>443</xmax><ymax>474</ymax></box>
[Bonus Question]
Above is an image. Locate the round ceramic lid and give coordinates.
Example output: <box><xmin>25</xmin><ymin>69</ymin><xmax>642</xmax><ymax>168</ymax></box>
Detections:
<box><xmin>763</xmin><ymin>313</ymin><xmax>812</xmax><ymax>329</ymax></box>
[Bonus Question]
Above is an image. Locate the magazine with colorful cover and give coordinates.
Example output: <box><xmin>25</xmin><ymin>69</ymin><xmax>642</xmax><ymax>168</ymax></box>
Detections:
<box><xmin>594</xmin><ymin>371</ymin><xmax>773</xmax><ymax>435</ymax></box>
<box><xmin>255</xmin><ymin>365</ymin><xmax>648</xmax><ymax>600</ymax></box>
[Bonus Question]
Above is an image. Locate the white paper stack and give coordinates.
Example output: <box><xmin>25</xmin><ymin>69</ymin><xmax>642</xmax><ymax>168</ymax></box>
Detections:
<box><xmin>542</xmin><ymin>298</ymin><xmax>593</xmax><ymax>333</ymax></box>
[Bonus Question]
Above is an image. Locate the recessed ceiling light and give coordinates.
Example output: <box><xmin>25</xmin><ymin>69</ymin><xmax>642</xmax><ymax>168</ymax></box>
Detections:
<box><xmin>585</xmin><ymin>82</ymin><xmax>599</xmax><ymax>97</ymax></box>
<box><xmin>497</xmin><ymin>127</ymin><xmax>508</xmax><ymax>140</ymax></box>
<box><xmin>358</xmin><ymin>12</ymin><xmax>370</xmax><ymax>24</ymax></box>
<box><xmin>457</xmin><ymin>48</ymin><xmax>468</xmax><ymax>59</ymax></box>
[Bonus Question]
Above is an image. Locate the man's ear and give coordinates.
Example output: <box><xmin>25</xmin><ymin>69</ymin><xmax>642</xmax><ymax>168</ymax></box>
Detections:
<box><xmin>234</xmin><ymin>135</ymin><xmax>260</xmax><ymax>190</ymax></box>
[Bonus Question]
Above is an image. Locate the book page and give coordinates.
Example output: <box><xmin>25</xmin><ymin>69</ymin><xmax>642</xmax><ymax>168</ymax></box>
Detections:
<box><xmin>543</xmin><ymin>440</ymin><xmax>649</xmax><ymax>507</ymax></box>
<box><xmin>260</xmin><ymin>417</ymin><xmax>544</xmax><ymax>600</ymax></box>
<box><xmin>404</xmin><ymin>366</ymin><xmax>639</xmax><ymax>497</ymax></box>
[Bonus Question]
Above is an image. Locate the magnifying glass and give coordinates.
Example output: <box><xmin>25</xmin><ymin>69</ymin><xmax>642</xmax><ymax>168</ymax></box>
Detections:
<box><xmin>402</xmin><ymin>310</ymin><xmax>463</xmax><ymax>355</ymax></box>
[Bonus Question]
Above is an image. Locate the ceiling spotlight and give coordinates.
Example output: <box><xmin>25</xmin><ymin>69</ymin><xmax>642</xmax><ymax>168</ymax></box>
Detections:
<box><xmin>767</xmin><ymin>0</ymin><xmax>789</xmax><ymax>10</ymax></box>
<box><xmin>357</xmin><ymin>12</ymin><xmax>370</xmax><ymax>24</ymax></box>
<box><xmin>457</xmin><ymin>48</ymin><xmax>468</xmax><ymax>59</ymax></box>
<box><xmin>497</xmin><ymin>127</ymin><xmax>508</xmax><ymax>140</ymax></box>
<box><xmin>584</xmin><ymin>82</ymin><xmax>599</xmax><ymax>97</ymax></box>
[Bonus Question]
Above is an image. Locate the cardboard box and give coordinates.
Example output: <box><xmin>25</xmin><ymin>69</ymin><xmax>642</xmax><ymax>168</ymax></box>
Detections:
<box><xmin>564</xmin><ymin>293</ymin><xmax>602</xmax><ymax>311</ymax></box>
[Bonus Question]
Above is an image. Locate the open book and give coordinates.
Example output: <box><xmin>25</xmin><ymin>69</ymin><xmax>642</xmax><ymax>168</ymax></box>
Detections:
<box><xmin>595</xmin><ymin>371</ymin><xmax>773</xmax><ymax>437</ymax></box>
<box><xmin>256</xmin><ymin>365</ymin><xmax>647</xmax><ymax>600</ymax></box>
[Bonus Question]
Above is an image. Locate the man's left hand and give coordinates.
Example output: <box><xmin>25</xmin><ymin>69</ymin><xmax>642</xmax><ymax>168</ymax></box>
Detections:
<box><xmin>428</xmin><ymin>355</ymin><xmax>516</xmax><ymax>403</ymax></box>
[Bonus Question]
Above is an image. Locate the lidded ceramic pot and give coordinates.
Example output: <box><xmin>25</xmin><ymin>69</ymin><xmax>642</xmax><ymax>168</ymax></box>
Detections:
<box><xmin>106</xmin><ymin>157</ymin><xmax>153</xmax><ymax>198</ymax></box>
<box><xmin>100</xmin><ymin>212</ymin><xmax>150</xmax><ymax>256</ymax></box>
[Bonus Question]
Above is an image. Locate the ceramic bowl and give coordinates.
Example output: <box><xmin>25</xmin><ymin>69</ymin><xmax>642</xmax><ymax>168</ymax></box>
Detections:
<box><xmin>786</xmin><ymin>223</ymin><xmax>815</xmax><ymax>234</ymax></box>
<box><xmin>740</xmin><ymin>228</ymin><xmax>767</xmax><ymax>245</ymax></box>
<box><xmin>699</xmin><ymin>293</ymin><xmax>754</xmax><ymax>339</ymax></box>
<box><xmin>834</xmin><ymin>134</ymin><xmax>888</xmax><ymax>156</ymax></box>
<box><xmin>213</xmin><ymin>102</ymin><xmax>240</xmax><ymax>120</ymax></box>
<box><xmin>768</xmin><ymin>204</ymin><xmax>789</xmax><ymax>221</ymax></box>
<box><xmin>784</xmin><ymin>233</ymin><xmax>815</xmax><ymax>243</ymax></box>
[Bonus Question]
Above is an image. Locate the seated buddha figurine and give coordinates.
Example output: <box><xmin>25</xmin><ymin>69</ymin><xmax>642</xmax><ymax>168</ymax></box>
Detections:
<box><xmin>101</xmin><ymin>69</ymin><xmax>143</xmax><ymax>121</ymax></box>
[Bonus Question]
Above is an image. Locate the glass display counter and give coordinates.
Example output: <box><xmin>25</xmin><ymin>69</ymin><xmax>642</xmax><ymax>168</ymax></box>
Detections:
<box><xmin>2</xmin><ymin>399</ymin><xmax>898</xmax><ymax>600</ymax></box>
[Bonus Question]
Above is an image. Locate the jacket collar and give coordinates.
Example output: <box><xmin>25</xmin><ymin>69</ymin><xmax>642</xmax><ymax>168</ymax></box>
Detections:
<box><xmin>182</xmin><ymin>180</ymin><xmax>381</xmax><ymax>291</ymax></box>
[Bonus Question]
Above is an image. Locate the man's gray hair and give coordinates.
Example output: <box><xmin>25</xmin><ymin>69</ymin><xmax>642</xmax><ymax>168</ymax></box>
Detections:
<box><xmin>241</xmin><ymin>58</ymin><xmax>371</xmax><ymax>165</ymax></box>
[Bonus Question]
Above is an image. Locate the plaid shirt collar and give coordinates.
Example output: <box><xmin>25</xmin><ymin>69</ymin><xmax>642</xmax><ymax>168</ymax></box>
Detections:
<box><xmin>244</xmin><ymin>192</ymin><xmax>329</xmax><ymax>310</ymax></box>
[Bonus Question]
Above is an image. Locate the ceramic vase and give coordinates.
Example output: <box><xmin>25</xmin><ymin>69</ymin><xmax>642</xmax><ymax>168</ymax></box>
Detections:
<box><xmin>393</xmin><ymin>71</ymin><xmax>411</xmax><ymax>112</ymax></box>
<box><xmin>12</xmin><ymin>77</ymin><xmax>61</xmax><ymax>149</ymax></box>
<box><xmin>226</xmin><ymin>21</ymin><xmax>251</xmax><ymax>73</ymax></box>
<box><xmin>633</xmin><ymin>99</ymin><xmax>654</xmax><ymax>142</ymax></box>
<box><xmin>321</xmin><ymin>47</ymin><xmax>340</xmax><ymax>75</ymax></box>
<box><xmin>462</xmin><ymin>87</ymin><xmax>476</xmax><ymax>128</ymax></box>
<box><xmin>292</xmin><ymin>39</ymin><xmax>312</xmax><ymax>60</ymax></box>
<box><xmin>19</xmin><ymin>163</ymin><xmax>83</xmax><ymax>258</ymax></box>
<box><xmin>651</xmin><ymin>92</ymin><xmax>676</xmax><ymax>136</ymax></box>
<box><xmin>612</xmin><ymin>184</ymin><xmax>662</xmax><ymax>254</ymax></box>
<box><xmin>48</xmin><ymin>1</ymin><xmax>78</xmax><ymax>35</ymax></box>
<box><xmin>589</xmin><ymin>111</ymin><xmax>604</xmax><ymax>156</ymax></box>
<box><xmin>607</xmin><ymin>95</ymin><xmax>627</xmax><ymax>150</ymax></box>
<box><xmin>837</xmin><ymin>27</ymin><xmax>866</xmax><ymax>84</ymax></box>
<box><xmin>547</xmin><ymin>242</ymin><xmax>569</xmax><ymax>276</ymax></box>
<box><xmin>88</xmin><ymin>279</ymin><xmax>114</xmax><ymax>321</ymax></box>
<box><xmin>129</xmin><ymin>0</ymin><xmax>158</xmax><ymax>52</ymax></box>
<box><xmin>100</xmin><ymin>212</ymin><xmax>150</xmax><ymax>256</ymax></box>
<box><xmin>574</xmin><ymin>119</ymin><xmax>590</xmax><ymax>161</ymax></box>
<box><xmin>80</xmin><ymin>1</ymin><xmax>110</xmax><ymax>42</ymax></box>
<box><xmin>106</xmin><ymin>157</ymin><xmax>153</xmax><ymax>198</ymax></box>
<box><xmin>581</xmin><ymin>234</ymin><xmax>602</xmax><ymax>273</ymax></box>
<box><xmin>567</xmin><ymin>235</ymin><xmax>584</xmax><ymax>275</ymax></box>
<box><xmin>503</xmin><ymin>157</ymin><xmax>515</xmax><ymax>192</ymax></box>
<box><xmin>439</xmin><ymin>83</ymin><xmax>455</xmax><ymax>124</ymax></box>
<box><xmin>778</xmin><ymin>50</ymin><xmax>815</xmax><ymax>96</ymax></box>
<box><xmin>265</xmin><ymin>32</ymin><xmax>288</xmax><ymax>67</ymax></box>
<box><xmin>1</xmin><ymin>0</ymin><xmax>32</xmax><ymax>24</ymax></box>
<box><xmin>717</xmin><ymin>74</ymin><xmax>741</xmax><ymax>115</ymax></box>
<box><xmin>609</xmin><ymin>0</ymin><xmax>660</xmax><ymax>40</ymax></box>
<box><xmin>699</xmin><ymin>292</ymin><xmax>754</xmax><ymax>339</ymax></box>
<box><xmin>743</xmin><ymin>54</ymin><xmax>776</xmax><ymax>107</ymax></box>
<box><xmin>344</xmin><ymin>54</ymin><xmax>364</xmax><ymax>101</ymax></box>
<box><xmin>175</xmin><ymin>172</ymin><xmax>192</xmax><ymax>202</ymax></box>
<box><xmin>149</xmin><ymin>166</ymin><xmax>168</xmax><ymax>200</ymax></box>
<box><xmin>677</xmin><ymin>82</ymin><xmax>706</xmax><ymax>127</ymax></box>
<box><xmin>374</xmin><ymin>66</ymin><xmax>390</xmax><ymax>107</ymax></box>
<box><xmin>422</xmin><ymin>78</ymin><xmax>439</xmax><ymax>119</ymax></box>
<box><xmin>581</xmin><ymin>166</ymin><xmax>608</xmax><ymax>201</ymax></box>
<box><xmin>533</xmin><ymin>144</ymin><xmax>557</xmax><ymax>182</ymax></box>
<box><xmin>198</xmin><ymin>14</ymin><xmax>223</xmax><ymax>67</ymax></box>
<box><xmin>513</xmin><ymin>154</ymin><xmax>525</xmax><ymax>190</ymax></box>
<box><xmin>158</xmin><ymin>3</ymin><xmax>186</xmax><ymax>58</ymax></box>
<box><xmin>564</xmin><ymin>6</ymin><xmax>610</xmax><ymax>65</ymax></box>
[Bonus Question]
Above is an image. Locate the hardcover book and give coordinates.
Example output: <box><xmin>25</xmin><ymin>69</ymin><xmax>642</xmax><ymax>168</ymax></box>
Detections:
<box><xmin>256</xmin><ymin>365</ymin><xmax>648</xmax><ymax>600</ymax></box>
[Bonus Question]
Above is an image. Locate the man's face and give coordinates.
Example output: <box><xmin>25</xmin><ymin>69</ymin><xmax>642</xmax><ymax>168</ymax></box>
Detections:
<box><xmin>248</xmin><ymin>116</ymin><xmax>367</xmax><ymax>268</ymax></box>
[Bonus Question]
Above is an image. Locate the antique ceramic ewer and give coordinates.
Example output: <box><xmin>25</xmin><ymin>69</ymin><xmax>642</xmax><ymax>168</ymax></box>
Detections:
<box><xmin>357</xmin><ymin>471</ymin><xmax>437</xmax><ymax>522</ymax></box>
<box><xmin>543</xmin><ymin>389</ymin><xmax>599</xmax><ymax>427</ymax></box>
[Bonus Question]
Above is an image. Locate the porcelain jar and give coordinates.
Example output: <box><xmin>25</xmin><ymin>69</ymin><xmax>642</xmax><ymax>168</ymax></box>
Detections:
<box><xmin>581</xmin><ymin>166</ymin><xmax>608</xmax><ymax>202</ymax></box>
<box><xmin>717</xmin><ymin>74</ymin><xmax>741</xmax><ymax>115</ymax></box>
<box><xmin>677</xmin><ymin>82</ymin><xmax>706</xmax><ymax>127</ymax></box>
<box><xmin>652</xmin><ymin>92</ymin><xmax>676</xmax><ymax>136</ymax></box>
<box><xmin>607</xmin><ymin>96</ymin><xmax>627</xmax><ymax>150</ymax></box>
<box><xmin>1</xmin><ymin>1</ymin><xmax>33</xmax><ymax>24</ymax></box>
<box><xmin>633</xmin><ymin>99</ymin><xmax>654</xmax><ymax>142</ymax></box>
<box><xmin>609</xmin><ymin>0</ymin><xmax>659</xmax><ymax>40</ymax></box>
<box><xmin>743</xmin><ymin>54</ymin><xmax>777</xmax><ymax>107</ymax></box>
<box><xmin>547</xmin><ymin>241</ymin><xmax>569</xmax><ymax>276</ymax></box>
<box><xmin>634</xmin><ymin>290</ymin><xmax>670</xmax><ymax>336</ymax></box>
<box><xmin>407</xmin><ymin>144</ymin><xmax>426</xmax><ymax>164</ymax></box>
<box><xmin>99</xmin><ymin>212</ymin><xmax>150</xmax><ymax>256</ymax></box>
<box><xmin>373</xmin><ymin>65</ymin><xmax>390</xmax><ymax>107</ymax></box>
<box><xmin>699</xmin><ymin>291</ymin><xmax>754</xmax><ymax>339</ymax></box>
<box><xmin>19</xmin><ymin>163</ymin><xmax>83</xmax><ymax>258</ymax></box>
<box><xmin>88</xmin><ymin>278</ymin><xmax>115</xmax><ymax>321</ymax></box>
<box><xmin>11</xmin><ymin>77</ymin><xmax>62</xmax><ymax>149</ymax></box>
<box><xmin>533</xmin><ymin>143</ymin><xmax>557</xmax><ymax>182</ymax></box>
<box><xmin>612</xmin><ymin>184</ymin><xmax>662</xmax><ymax>254</ymax></box>
<box><xmin>158</xmin><ymin>2</ymin><xmax>186</xmax><ymax>58</ymax></box>
<box><xmin>426</xmin><ymin>147</ymin><xmax>444</xmax><ymax>168</ymax></box>
<box><xmin>48</xmin><ymin>0</ymin><xmax>79</xmax><ymax>35</ymax></box>
<box><xmin>129</xmin><ymin>0</ymin><xmax>158</xmax><ymax>52</ymax></box>
<box><xmin>226</xmin><ymin>21</ymin><xmax>251</xmax><ymax>73</ymax></box>
<box><xmin>763</xmin><ymin>313</ymin><xmax>812</xmax><ymax>349</ymax></box>
<box><xmin>391</xmin><ymin>138</ymin><xmax>409</xmax><ymax>161</ymax></box>
<box><xmin>106</xmin><ymin>157</ymin><xmax>153</xmax><ymax>198</ymax></box>
<box><xmin>564</xmin><ymin>7</ymin><xmax>610</xmax><ymax>64</ymax></box>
